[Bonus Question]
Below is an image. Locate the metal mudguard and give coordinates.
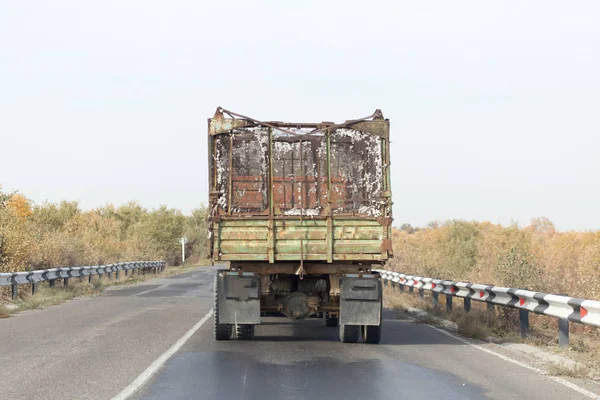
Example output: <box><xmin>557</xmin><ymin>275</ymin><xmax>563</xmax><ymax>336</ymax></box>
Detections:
<box><xmin>217</xmin><ymin>272</ymin><xmax>261</xmax><ymax>324</ymax></box>
<box><xmin>339</xmin><ymin>274</ymin><xmax>382</xmax><ymax>326</ymax></box>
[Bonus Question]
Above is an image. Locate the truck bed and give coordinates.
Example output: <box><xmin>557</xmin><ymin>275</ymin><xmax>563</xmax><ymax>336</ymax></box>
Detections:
<box><xmin>208</xmin><ymin>108</ymin><xmax>393</xmax><ymax>265</ymax></box>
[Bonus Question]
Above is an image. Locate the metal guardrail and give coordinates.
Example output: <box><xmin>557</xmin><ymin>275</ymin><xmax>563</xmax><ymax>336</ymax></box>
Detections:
<box><xmin>375</xmin><ymin>269</ymin><xmax>600</xmax><ymax>347</ymax></box>
<box><xmin>0</xmin><ymin>261</ymin><xmax>166</xmax><ymax>300</ymax></box>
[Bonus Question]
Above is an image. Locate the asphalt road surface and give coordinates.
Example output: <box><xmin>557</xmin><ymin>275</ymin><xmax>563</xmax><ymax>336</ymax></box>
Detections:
<box><xmin>1</xmin><ymin>266</ymin><xmax>599</xmax><ymax>400</ymax></box>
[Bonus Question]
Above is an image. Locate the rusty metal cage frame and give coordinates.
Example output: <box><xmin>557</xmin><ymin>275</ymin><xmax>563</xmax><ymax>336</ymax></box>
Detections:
<box><xmin>207</xmin><ymin>107</ymin><xmax>393</xmax><ymax>264</ymax></box>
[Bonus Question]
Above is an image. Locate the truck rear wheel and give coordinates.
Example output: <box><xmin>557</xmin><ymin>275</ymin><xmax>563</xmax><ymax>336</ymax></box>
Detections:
<box><xmin>325</xmin><ymin>313</ymin><xmax>338</xmax><ymax>327</ymax></box>
<box><xmin>214</xmin><ymin>272</ymin><xmax>232</xmax><ymax>340</ymax></box>
<box><xmin>236</xmin><ymin>324</ymin><xmax>254</xmax><ymax>340</ymax></box>
<box><xmin>339</xmin><ymin>324</ymin><xmax>360</xmax><ymax>343</ymax></box>
<box><xmin>362</xmin><ymin>324</ymin><xmax>382</xmax><ymax>344</ymax></box>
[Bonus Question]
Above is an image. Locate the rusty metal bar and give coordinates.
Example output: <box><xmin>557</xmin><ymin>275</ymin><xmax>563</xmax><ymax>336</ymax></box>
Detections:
<box><xmin>308</xmin><ymin>110</ymin><xmax>382</xmax><ymax>135</ymax></box>
<box><xmin>299</xmin><ymin>137</ymin><xmax>303</xmax><ymax>221</ymax></box>
<box><xmin>290</xmin><ymin>147</ymin><xmax>295</xmax><ymax>208</ymax></box>
<box><xmin>268</xmin><ymin>127</ymin><xmax>275</xmax><ymax>264</ymax></box>
<box><xmin>218</xmin><ymin>107</ymin><xmax>381</xmax><ymax>137</ymax></box>
<box><xmin>326</xmin><ymin>129</ymin><xmax>333</xmax><ymax>263</ymax></box>
<box><xmin>219</xmin><ymin>108</ymin><xmax>301</xmax><ymax>137</ymax></box>
<box><xmin>268</xmin><ymin>127</ymin><xmax>273</xmax><ymax>217</ymax></box>
<box><xmin>208</xmin><ymin>121</ymin><xmax>214</xmax><ymax>192</ymax></box>
<box><xmin>228</xmin><ymin>134</ymin><xmax>233</xmax><ymax>215</ymax></box>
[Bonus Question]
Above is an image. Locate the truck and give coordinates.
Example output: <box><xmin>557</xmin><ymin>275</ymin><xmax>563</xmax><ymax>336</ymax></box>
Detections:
<box><xmin>208</xmin><ymin>107</ymin><xmax>393</xmax><ymax>343</ymax></box>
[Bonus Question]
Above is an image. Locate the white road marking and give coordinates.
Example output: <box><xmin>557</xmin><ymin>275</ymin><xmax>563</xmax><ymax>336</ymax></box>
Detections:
<box><xmin>111</xmin><ymin>309</ymin><xmax>214</xmax><ymax>400</ymax></box>
<box><xmin>427</xmin><ymin>324</ymin><xmax>600</xmax><ymax>400</ymax></box>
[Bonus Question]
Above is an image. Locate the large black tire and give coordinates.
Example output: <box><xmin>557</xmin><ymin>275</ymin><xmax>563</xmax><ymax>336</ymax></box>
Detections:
<box><xmin>362</xmin><ymin>325</ymin><xmax>382</xmax><ymax>344</ymax></box>
<box><xmin>236</xmin><ymin>324</ymin><xmax>254</xmax><ymax>340</ymax></box>
<box><xmin>214</xmin><ymin>271</ymin><xmax>232</xmax><ymax>341</ymax></box>
<box><xmin>325</xmin><ymin>313</ymin><xmax>338</xmax><ymax>327</ymax></box>
<box><xmin>339</xmin><ymin>324</ymin><xmax>360</xmax><ymax>343</ymax></box>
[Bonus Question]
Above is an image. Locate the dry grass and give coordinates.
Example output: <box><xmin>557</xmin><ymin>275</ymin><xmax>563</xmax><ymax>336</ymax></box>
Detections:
<box><xmin>0</xmin><ymin>304</ymin><xmax>10</xmax><ymax>318</ymax></box>
<box><xmin>386</xmin><ymin>288</ymin><xmax>525</xmax><ymax>340</ymax></box>
<box><xmin>383</xmin><ymin>285</ymin><xmax>418</xmax><ymax>310</ymax></box>
<box><xmin>13</xmin><ymin>283</ymin><xmax>99</xmax><ymax>311</ymax></box>
<box><xmin>546</xmin><ymin>335</ymin><xmax>600</xmax><ymax>375</ymax></box>
<box><xmin>547</xmin><ymin>362</ymin><xmax>592</xmax><ymax>378</ymax></box>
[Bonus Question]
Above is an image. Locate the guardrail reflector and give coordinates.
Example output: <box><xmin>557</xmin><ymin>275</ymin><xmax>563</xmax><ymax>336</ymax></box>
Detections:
<box><xmin>479</xmin><ymin>291</ymin><xmax>485</xmax><ymax>298</ymax></box>
<box><xmin>581</xmin><ymin>307</ymin><xmax>588</xmax><ymax>318</ymax></box>
<box><xmin>519</xmin><ymin>298</ymin><xmax>525</xmax><ymax>306</ymax></box>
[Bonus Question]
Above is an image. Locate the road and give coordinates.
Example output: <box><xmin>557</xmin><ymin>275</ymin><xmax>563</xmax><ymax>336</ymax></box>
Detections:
<box><xmin>1</xmin><ymin>266</ymin><xmax>599</xmax><ymax>400</ymax></box>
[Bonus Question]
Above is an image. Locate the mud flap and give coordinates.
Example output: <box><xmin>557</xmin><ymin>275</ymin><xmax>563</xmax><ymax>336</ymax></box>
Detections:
<box><xmin>217</xmin><ymin>272</ymin><xmax>261</xmax><ymax>325</ymax></box>
<box><xmin>339</xmin><ymin>274</ymin><xmax>382</xmax><ymax>326</ymax></box>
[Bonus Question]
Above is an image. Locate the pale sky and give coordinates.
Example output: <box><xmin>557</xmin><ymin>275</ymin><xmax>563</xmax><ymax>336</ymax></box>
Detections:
<box><xmin>1</xmin><ymin>1</ymin><xmax>599</xmax><ymax>231</ymax></box>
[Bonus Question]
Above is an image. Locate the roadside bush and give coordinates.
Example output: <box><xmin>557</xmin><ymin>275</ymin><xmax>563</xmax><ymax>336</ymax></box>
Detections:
<box><xmin>0</xmin><ymin>187</ymin><xmax>208</xmax><ymax>274</ymax></box>
<box><xmin>390</xmin><ymin>219</ymin><xmax>600</xmax><ymax>300</ymax></box>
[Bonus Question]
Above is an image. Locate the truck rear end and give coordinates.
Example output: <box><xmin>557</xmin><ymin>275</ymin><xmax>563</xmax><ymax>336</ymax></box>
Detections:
<box><xmin>208</xmin><ymin>107</ymin><xmax>392</xmax><ymax>343</ymax></box>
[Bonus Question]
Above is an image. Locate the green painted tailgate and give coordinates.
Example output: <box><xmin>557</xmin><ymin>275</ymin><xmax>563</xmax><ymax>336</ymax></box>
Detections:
<box><xmin>215</xmin><ymin>218</ymin><xmax>387</xmax><ymax>262</ymax></box>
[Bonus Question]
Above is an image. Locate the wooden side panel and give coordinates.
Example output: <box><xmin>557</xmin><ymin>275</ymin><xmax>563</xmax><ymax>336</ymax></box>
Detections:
<box><xmin>217</xmin><ymin>218</ymin><xmax>386</xmax><ymax>262</ymax></box>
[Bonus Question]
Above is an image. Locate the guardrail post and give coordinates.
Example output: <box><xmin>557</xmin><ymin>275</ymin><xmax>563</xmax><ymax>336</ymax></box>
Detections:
<box><xmin>432</xmin><ymin>292</ymin><xmax>439</xmax><ymax>307</ymax></box>
<box><xmin>464</xmin><ymin>297</ymin><xmax>471</xmax><ymax>312</ymax></box>
<box><xmin>88</xmin><ymin>274</ymin><xmax>92</xmax><ymax>284</ymax></box>
<box><xmin>487</xmin><ymin>302</ymin><xmax>494</xmax><ymax>311</ymax></box>
<box><xmin>63</xmin><ymin>277</ymin><xmax>69</xmax><ymax>286</ymax></box>
<box><xmin>49</xmin><ymin>279</ymin><xmax>55</xmax><ymax>288</ymax></box>
<box><xmin>108</xmin><ymin>272</ymin><xmax>112</xmax><ymax>280</ymax></box>
<box><xmin>519</xmin><ymin>309</ymin><xmax>529</xmax><ymax>338</ymax></box>
<box><xmin>116</xmin><ymin>270</ymin><xmax>120</xmax><ymax>280</ymax></box>
<box><xmin>418</xmin><ymin>288</ymin><xmax>424</xmax><ymax>300</ymax></box>
<box><xmin>32</xmin><ymin>282</ymin><xmax>38</xmax><ymax>295</ymax></box>
<box><xmin>558</xmin><ymin>319</ymin><xmax>569</xmax><ymax>348</ymax></box>
<box><xmin>125</xmin><ymin>269</ymin><xmax>129</xmax><ymax>276</ymax></box>
<box><xmin>399</xmin><ymin>283</ymin><xmax>404</xmax><ymax>292</ymax></box>
<box><xmin>12</xmin><ymin>283</ymin><xmax>18</xmax><ymax>300</ymax></box>
<box><xmin>446</xmin><ymin>294</ymin><xmax>452</xmax><ymax>312</ymax></box>
<box><xmin>409</xmin><ymin>286</ymin><xmax>414</xmax><ymax>293</ymax></box>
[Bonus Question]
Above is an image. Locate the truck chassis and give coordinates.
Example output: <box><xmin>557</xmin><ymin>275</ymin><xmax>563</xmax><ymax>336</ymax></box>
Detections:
<box><xmin>213</xmin><ymin>264</ymin><xmax>382</xmax><ymax>343</ymax></box>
